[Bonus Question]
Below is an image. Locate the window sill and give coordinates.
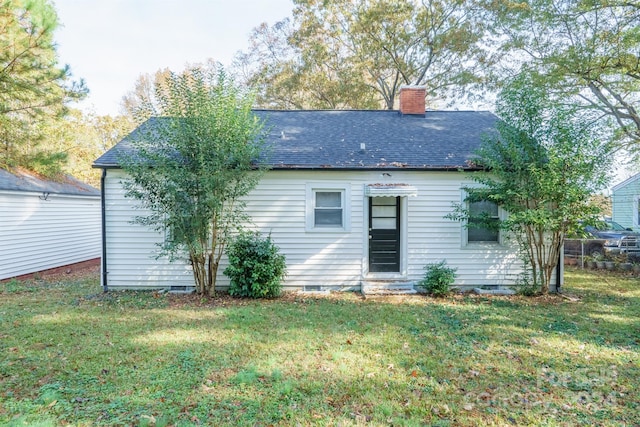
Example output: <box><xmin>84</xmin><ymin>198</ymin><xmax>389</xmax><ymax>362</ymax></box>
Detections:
<box><xmin>463</xmin><ymin>242</ymin><xmax>503</xmax><ymax>249</ymax></box>
<box><xmin>365</xmin><ymin>272</ymin><xmax>407</xmax><ymax>280</ymax></box>
<box><xmin>305</xmin><ymin>227</ymin><xmax>349</xmax><ymax>233</ymax></box>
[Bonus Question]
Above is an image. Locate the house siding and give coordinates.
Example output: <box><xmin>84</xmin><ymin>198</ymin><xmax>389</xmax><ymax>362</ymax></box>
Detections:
<box><xmin>104</xmin><ymin>169</ymin><xmax>524</xmax><ymax>290</ymax></box>
<box><xmin>103</xmin><ymin>170</ymin><xmax>194</xmax><ymax>289</ymax></box>
<box><xmin>0</xmin><ymin>190</ymin><xmax>101</xmax><ymax>280</ymax></box>
<box><xmin>612</xmin><ymin>175</ymin><xmax>640</xmax><ymax>231</ymax></box>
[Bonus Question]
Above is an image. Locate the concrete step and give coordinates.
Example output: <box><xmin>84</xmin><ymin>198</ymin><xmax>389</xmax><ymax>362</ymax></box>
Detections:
<box><xmin>363</xmin><ymin>288</ymin><xmax>418</xmax><ymax>296</ymax></box>
<box><xmin>362</xmin><ymin>281</ymin><xmax>417</xmax><ymax>296</ymax></box>
<box><xmin>473</xmin><ymin>287</ymin><xmax>515</xmax><ymax>295</ymax></box>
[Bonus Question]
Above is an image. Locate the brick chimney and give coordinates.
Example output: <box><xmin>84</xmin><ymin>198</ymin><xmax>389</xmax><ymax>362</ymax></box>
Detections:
<box><xmin>398</xmin><ymin>85</ymin><xmax>426</xmax><ymax>116</ymax></box>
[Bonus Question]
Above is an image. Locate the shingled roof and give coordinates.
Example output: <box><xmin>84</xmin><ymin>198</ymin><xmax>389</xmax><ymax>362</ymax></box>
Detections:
<box><xmin>93</xmin><ymin>110</ymin><xmax>497</xmax><ymax>170</ymax></box>
<box><xmin>0</xmin><ymin>168</ymin><xmax>99</xmax><ymax>196</ymax></box>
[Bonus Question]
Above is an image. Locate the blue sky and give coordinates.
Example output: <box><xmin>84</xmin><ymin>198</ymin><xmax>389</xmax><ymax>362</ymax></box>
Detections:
<box><xmin>54</xmin><ymin>0</ymin><xmax>293</xmax><ymax>116</ymax></box>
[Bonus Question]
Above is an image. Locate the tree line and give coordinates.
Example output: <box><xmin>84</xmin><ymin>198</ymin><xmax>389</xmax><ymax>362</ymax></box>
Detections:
<box><xmin>232</xmin><ymin>0</ymin><xmax>639</xmax><ymax>148</ymax></box>
<box><xmin>1</xmin><ymin>0</ymin><xmax>133</xmax><ymax>186</ymax></box>
<box><xmin>2</xmin><ymin>0</ymin><xmax>638</xmax><ymax>184</ymax></box>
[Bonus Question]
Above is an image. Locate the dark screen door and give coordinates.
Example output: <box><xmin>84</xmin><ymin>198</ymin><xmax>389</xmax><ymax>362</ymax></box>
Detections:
<box><xmin>369</xmin><ymin>197</ymin><xmax>400</xmax><ymax>272</ymax></box>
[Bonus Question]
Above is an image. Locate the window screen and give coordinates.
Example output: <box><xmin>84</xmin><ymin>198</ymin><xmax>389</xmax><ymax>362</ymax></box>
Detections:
<box><xmin>468</xmin><ymin>200</ymin><xmax>499</xmax><ymax>243</ymax></box>
<box><xmin>314</xmin><ymin>191</ymin><xmax>343</xmax><ymax>227</ymax></box>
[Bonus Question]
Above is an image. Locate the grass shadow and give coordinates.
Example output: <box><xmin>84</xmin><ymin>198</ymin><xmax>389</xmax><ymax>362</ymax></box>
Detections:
<box><xmin>0</xmin><ymin>269</ymin><xmax>638</xmax><ymax>426</ymax></box>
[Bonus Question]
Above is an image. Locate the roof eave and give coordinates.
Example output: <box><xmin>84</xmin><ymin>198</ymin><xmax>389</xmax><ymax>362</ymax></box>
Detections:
<box><xmin>92</xmin><ymin>163</ymin><xmax>121</xmax><ymax>169</ymax></box>
<box><xmin>92</xmin><ymin>163</ymin><xmax>483</xmax><ymax>172</ymax></box>
<box><xmin>270</xmin><ymin>165</ymin><xmax>482</xmax><ymax>171</ymax></box>
<box><xmin>612</xmin><ymin>172</ymin><xmax>640</xmax><ymax>192</ymax></box>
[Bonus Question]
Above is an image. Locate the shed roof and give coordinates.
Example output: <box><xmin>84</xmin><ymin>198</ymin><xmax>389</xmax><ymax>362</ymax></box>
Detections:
<box><xmin>0</xmin><ymin>168</ymin><xmax>100</xmax><ymax>197</ymax></box>
<box><xmin>93</xmin><ymin>110</ymin><xmax>498</xmax><ymax>170</ymax></box>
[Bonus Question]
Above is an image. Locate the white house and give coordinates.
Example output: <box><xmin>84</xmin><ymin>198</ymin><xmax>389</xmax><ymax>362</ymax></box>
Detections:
<box><xmin>612</xmin><ymin>173</ymin><xmax>640</xmax><ymax>231</ymax></box>
<box><xmin>93</xmin><ymin>86</ymin><xmax>550</xmax><ymax>293</ymax></box>
<box><xmin>0</xmin><ymin>168</ymin><xmax>101</xmax><ymax>280</ymax></box>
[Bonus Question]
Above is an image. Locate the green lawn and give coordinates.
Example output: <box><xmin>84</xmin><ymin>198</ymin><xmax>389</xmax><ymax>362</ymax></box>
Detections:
<box><xmin>0</xmin><ymin>269</ymin><xmax>638</xmax><ymax>426</ymax></box>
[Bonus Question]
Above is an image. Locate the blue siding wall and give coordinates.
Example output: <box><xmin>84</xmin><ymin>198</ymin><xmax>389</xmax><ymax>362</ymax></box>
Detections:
<box><xmin>612</xmin><ymin>174</ymin><xmax>640</xmax><ymax>231</ymax></box>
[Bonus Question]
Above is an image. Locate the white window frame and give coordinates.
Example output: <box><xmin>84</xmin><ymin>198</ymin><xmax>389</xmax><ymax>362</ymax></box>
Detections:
<box><xmin>460</xmin><ymin>192</ymin><xmax>505</xmax><ymax>247</ymax></box>
<box><xmin>634</xmin><ymin>195</ymin><xmax>640</xmax><ymax>230</ymax></box>
<box><xmin>305</xmin><ymin>183</ymin><xmax>351</xmax><ymax>232</ymax></box>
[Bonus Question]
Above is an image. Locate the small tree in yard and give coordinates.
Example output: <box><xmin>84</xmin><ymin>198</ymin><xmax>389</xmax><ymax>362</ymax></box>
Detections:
<box><xmin>449</xmin><ymin>73</ymin><xmax>614</xmax><ymax>294</ymax></box>
<box><xmin>420</xmin><ymin>261</ymin><xmax>457</xmax><ymax>297</ymax></box>
<box><xmin>120</xmin><ymin>67</ymin><xmax>269</xmax><ymax>296</ymax></box>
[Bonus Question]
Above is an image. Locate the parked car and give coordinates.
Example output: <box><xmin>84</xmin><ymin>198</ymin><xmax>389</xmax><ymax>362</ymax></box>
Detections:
<box><xmin>565</xmin><ymin>219</ymin><xmax>640</xmax><ymax>257</ymax></box>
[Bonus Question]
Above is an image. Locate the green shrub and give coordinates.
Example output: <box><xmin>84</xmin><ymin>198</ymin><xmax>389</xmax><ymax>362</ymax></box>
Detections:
<box><xmin>224</xmin><ymin>231</ymin><xmax>287</xmax><ymax>298</ymax></box>
<box><xmin>420</xmin><ymin>261</ymin><xmax>457</xmax><ymax>297</ymax></box>
<box><xmin>516</xmin><ymin>271</ymin><xmax>539</xmax><ymax>296</ymax></box>
<box><xmin>1</xmin><ymin>278</ymin><xmax>22</xmax><ymax>293</ymax></box>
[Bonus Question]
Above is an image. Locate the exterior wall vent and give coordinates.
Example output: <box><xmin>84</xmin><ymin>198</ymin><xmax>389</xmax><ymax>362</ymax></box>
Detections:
<box><xmin>169</xmin><ymin>285</ymin><xmax>196</xmax><ymax>294</ymax></box>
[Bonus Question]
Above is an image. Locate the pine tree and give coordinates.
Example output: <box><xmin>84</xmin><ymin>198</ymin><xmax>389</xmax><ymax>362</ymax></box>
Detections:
<box><xmin>0</xmin><ymin>0</ymin><xmax>86</xmax><ymax>176</ymax></box>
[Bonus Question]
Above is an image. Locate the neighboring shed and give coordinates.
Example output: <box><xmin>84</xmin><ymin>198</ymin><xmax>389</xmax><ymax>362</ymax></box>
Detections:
<box><xmin>93</xmin><ymin>86</ymin><xmax>560</xmax><ymax>293</ymax></box>
<box><xmin>0</xmin><ymin>168</ymin><xmax>101</xmax><ymax>280</ymax></box>
<box><xmin>612</xmin><ymin>173</ymin><xmax>640</xmax><ymax>231</ymax></box>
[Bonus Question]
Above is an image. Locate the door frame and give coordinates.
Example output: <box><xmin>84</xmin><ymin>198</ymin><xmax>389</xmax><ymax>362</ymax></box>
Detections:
<box><xmin>363</xmin><ymin>195</ymin><xmax>408</xmax><ymax>279</ymax></box>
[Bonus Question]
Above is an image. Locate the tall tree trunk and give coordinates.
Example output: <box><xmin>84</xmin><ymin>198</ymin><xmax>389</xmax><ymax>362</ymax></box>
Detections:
<box><xmin>206</xmin><ymin>252</ymin><xmax>216</xmax><ymax>297</ymax></box>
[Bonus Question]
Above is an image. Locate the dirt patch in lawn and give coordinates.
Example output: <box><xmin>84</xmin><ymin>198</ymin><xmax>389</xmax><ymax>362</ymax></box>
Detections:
<box><xmin>167</xmin><ymin>289</ymin><xmax>366</xmax><ymax>308</ymax></box>
<box><xmin>1</xmin><ymin>259</ymin><xmax>100</xmax><ymax>284</ymax></box>
<box><xmin>21</xmin><ymin>263</ymin><xmax>568</xmax><ymax>308</ymax></box>
<box><xmin>167</xmin><ymin>288</ymin><xmax>567</xmax><ymax>308</ymax></box>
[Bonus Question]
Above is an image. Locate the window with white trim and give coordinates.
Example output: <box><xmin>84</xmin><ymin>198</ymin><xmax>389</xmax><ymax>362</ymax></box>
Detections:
<box><xmin>314</xmin><ymin>191</ymin><xmax>343</xmax><ymax>227</ymax></box>
<box><xmin>305</xmin><ymin>184</ymin><xmax>350</xmax><ymax>231</ymax></box>
<box><xmin>466</xmin><ymin>200</ymin><xmax>501</xmax><ymax>244</ymax></box>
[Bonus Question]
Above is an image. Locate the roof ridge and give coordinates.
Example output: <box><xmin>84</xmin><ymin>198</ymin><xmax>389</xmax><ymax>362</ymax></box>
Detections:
<box><xmin>252</xmin><ymin>109</ymin><xmax>493</xmax><ymax>113</ymax></box>
<box><xmin>252</xmin><ymin>108</ymin><xmax>396</xmax><ymax>113</ymax></box>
